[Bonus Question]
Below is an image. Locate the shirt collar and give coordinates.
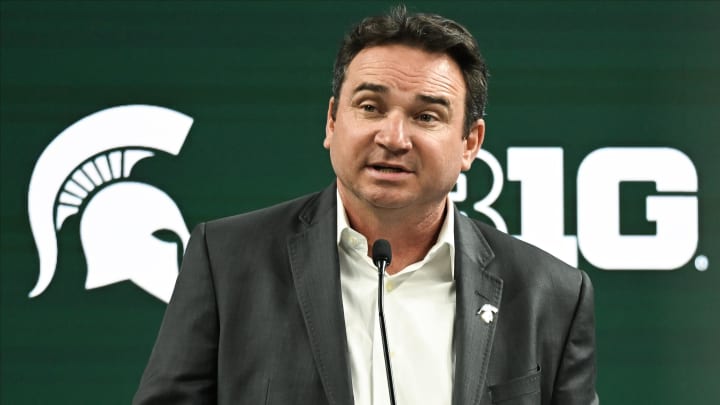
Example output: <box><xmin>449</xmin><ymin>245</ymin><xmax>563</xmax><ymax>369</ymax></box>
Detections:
<box><xmin>335</xmin><ymin>190</ymin><xmax>456</xmax><ymax>277</ymax></box>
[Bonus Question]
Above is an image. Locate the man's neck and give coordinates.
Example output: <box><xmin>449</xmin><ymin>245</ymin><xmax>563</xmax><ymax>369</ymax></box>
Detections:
<box><xmin>339</xmin><ymin>190</ymin><xmax>448</xmax><ymax>275</ymax></box>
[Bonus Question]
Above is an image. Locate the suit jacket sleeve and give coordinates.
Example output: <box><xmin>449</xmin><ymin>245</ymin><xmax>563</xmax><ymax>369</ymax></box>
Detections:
<box><xmin>553</xmin><ymin>270</ymin><xmax>599</xmax><ymax>405</ymax></box>
<box><xmin>133</xmin><ymin>223</ymin><xmax>219</xmax><ymax>404</ymax></box>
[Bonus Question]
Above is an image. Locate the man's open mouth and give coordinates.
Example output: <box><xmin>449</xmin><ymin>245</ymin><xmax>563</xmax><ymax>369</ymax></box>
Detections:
<box><xmin>372</xmin><ymin>165</ymin><xmax>406</xmax><ymax>173</ymax></box>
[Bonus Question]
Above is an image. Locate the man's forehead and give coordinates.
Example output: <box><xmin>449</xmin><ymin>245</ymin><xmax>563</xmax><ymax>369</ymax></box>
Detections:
<box><xmin>343</xmin><ymin>44</ymin><xmax>465</xmax><ymax>98</ymax></box>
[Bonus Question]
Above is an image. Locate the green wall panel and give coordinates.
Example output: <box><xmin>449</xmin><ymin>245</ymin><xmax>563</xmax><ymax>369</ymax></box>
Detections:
<box><xmin>2</xmin><ymin>1</ymin><xmax>718</xmax><ymax>403</ymax></box>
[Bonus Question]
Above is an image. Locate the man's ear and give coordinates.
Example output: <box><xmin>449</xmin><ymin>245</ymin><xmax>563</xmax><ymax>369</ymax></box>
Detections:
<box><xmin>461</xmin><ymin>119</ymin><xmax>485</xmax><ymax>171</ymax></box>
<box><xmin>324</xmin><ymin>97</ymin><xmax>336</xmax><ymax>150</ymax></box>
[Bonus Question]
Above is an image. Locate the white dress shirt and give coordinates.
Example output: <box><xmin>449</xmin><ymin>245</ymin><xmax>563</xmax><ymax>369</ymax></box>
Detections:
<box><xmin>336</xmin><ymin>193</ymin><xmax>456</xmax><ymax>405</ymax></box>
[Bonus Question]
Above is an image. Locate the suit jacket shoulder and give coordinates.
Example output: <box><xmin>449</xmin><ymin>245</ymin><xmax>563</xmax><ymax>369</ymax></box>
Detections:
<box><xmin>468</xmin><ymin>218</ymin><xmax>586</xmax><ymax>297</ymax></box>
<box><xmin>198</xmin><ymin>187</ymin><xmax>334</xmax><ymax>274</ymax></box>
<box><xmin>205</xmin><ymin>187</ymin><xmax>331</xmax><ymax>241</ymax></box>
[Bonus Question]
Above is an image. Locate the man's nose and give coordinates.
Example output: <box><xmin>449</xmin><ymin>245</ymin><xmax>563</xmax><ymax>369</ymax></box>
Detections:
<box><xmin>375</xmin><ymin>111</ymin><xmax>411</xmax><ymax>153</ymax></box>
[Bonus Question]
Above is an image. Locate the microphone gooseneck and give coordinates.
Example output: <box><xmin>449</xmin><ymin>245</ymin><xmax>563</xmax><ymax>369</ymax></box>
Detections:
<box><xmin>372</xmin><ymin>239</ymin><xmax>397</xmax><ymax>405</ymax></box>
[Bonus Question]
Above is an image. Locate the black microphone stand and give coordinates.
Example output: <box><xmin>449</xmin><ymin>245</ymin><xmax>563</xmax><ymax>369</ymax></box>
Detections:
<box><xmin>372</xmin><ymin>240</ymin><xmax>397</xmax><ymax>405</ymax></box>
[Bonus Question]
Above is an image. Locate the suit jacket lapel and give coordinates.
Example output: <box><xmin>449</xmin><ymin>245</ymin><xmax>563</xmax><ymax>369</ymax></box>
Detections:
<box><xmin>452</xmin><ymin>209</ymin><xmax>503</xmax><ymax>405</ymax></box>
<box><xmin>287</xmin><ymin>186</ymin><xmax>354</xmax><ymax>405</ymax></box>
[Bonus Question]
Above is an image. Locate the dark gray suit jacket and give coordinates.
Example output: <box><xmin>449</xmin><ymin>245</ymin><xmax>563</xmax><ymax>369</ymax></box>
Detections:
<box><xmin>134</xmin><ymin>185</ymin><xmax>598</xmax><ymax>405</ymax></box>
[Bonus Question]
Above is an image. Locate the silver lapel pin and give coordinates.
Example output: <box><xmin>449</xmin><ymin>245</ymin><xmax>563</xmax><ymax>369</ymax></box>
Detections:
<box><xmin>477</xmin><ymin>304</ymin><xmax>498</xmax><ymax>324</ymax></box>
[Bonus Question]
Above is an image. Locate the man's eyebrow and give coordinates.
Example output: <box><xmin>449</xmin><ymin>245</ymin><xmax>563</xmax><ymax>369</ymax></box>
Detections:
<box><xmin>352</xmin><ymin>83</ymin><xmax>450</xmax><ymax>108</ymax></box>
<box><xmin>353</xmin><ymin>82</ymin><xmax>388</xmax><ymax>94</ymax></box>
<box><xmin>417</xmin><ymin>94</ymin><xmax>450</xmax><ymax>108</ymax></box>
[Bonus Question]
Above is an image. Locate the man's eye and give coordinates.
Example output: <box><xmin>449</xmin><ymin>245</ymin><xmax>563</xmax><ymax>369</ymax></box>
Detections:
<box><xmin>362</xmin><ymin>104</ymin><xmax>377</xmax><ymax>113</ymax></box>
<box><xmin>417</xmin><ymin>113</ymin><xmax>436</xmax><ymax>122</ymax></box>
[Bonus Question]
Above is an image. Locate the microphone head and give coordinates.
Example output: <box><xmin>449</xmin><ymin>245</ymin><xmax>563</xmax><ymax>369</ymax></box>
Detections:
<box><xmin>372</xmin><ymin>239</ymin><xmax>392</xmax><ymax>266</ymax></box>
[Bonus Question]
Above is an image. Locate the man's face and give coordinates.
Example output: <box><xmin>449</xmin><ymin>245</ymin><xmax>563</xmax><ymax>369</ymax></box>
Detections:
<box><xmin>324</xmin><ymin>44</ymin><xmax>484</xmax><ymax>214</ymax></box>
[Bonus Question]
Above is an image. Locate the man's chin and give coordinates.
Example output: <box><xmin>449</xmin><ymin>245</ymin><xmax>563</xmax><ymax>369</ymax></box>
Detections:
<box><xmin>361</xmin><ymin>191</ymin><xmax>419</xmax><ymax>211</ymax></box>
<box><xmin>339</xmin><ymin>183</ymin><xmax>435</xmax><ymax>212</ymax></box>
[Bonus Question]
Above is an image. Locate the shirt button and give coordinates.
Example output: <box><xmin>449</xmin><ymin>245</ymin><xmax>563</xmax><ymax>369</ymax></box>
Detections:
<box><xmin>386</xmin><ymin>282</ymin><xmax>394</xmax><ymax>292</ymax></box>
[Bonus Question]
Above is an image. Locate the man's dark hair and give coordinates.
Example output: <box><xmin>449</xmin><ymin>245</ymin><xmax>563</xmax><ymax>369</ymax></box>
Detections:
<box><xmin>331</xmin><ymin>5</ymin><xmax>488</xmax><ymax>137</ymax></box>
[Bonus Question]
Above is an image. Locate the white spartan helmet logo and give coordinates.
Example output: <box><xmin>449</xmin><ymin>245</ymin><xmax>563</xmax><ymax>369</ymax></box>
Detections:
<box><xmin>28</xmin><ymin>105</ymin><xmax>192</xmax><ymax>303</ymax></box>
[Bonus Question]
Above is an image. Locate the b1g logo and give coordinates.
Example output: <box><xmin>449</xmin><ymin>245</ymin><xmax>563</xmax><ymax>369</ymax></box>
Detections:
<box><xmin>452</xmin><ymin>147</ymin><xmax>700</xmax><ymax>270</ymax></box>
<box><xmin>27</xmin><ymin>105</ymin><xmax>192</xmax><ymax>303</ymax></box>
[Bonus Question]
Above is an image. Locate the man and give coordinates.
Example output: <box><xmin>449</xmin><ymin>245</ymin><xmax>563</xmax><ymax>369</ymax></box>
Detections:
<box><xmin>134</xmin><ymin>6</ymin><xmax>598</xmax><ymax>405</ymax></box>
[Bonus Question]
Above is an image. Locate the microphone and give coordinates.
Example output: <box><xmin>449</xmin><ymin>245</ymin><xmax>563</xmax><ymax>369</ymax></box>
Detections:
<box><xmin>372</xmin><ymin>239</ymin><xmax>392</xmax><ymax>269</ymax></box>
<box><xmin>372</xmin><ymin>239</ymin><xmax>397</xmax><ymax>405</ymax></box>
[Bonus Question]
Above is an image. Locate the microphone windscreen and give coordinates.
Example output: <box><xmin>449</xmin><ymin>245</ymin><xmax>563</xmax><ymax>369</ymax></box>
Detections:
<box><xmin>372</xmin><ymin>239</ymin><xmax>392</xmax><ymax>266</ymax></box>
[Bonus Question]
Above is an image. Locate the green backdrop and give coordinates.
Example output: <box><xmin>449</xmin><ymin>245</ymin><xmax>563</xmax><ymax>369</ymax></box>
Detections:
<box><xmin>2</xmin><ymin>1</ymin><xmax>718</xmax><ymax>403</ymax></box>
